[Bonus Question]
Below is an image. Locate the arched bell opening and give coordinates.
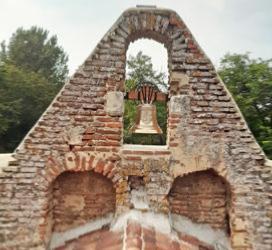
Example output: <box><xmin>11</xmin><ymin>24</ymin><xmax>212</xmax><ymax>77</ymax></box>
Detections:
<box><xmin>48</xmin><ymin>171</ymin><xmax>116</xmax><ymax>248</ymax></box>
<box><xmin>123</xmin><ymin>37</ymin><xmax>170</xmax><ymax>146</ymax></box>
<box><xmin>168</xmin><ymin>169</ymin><xmax>232</xmax><ymax>247</ymax></box>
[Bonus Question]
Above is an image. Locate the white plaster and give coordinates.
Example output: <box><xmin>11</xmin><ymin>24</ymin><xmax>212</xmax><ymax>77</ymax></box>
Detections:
<box><xmin>63</xmin><ymin>126</ymin><xmax>85</xmax><ymax>145</ymax></box>
<box><xmin>171</xmin><ymin>214</ymin><xmax>231</xmax><ymax>250</ymax></box>
<box><xmin>169</xmin><ymin>95</ymin><xmax>190</xmax><ymax>115</ymax></box>
<box><xmin>122</xmin><ymin>219</ymin><xmax>127</xmax><ymax>250</ymax></box>
<box><xmin>265</xmin><ymin>159</ymin><xmax>272</xmax><ymax>167</ymax></box>
<box><xmin>170</xmin><ymin>72</ymin><xmax>189</xmax><ymax>86</ymax></box>
<box><xmin>106</xmin><ymin>91</ymin><xmax>124</xmax><ymax>116</ymax></box>
<box><xmin>49</xmin><ymin>211</ymin><xmax>232</xmax><ymax>249</ymax></box>
<box><xmin>122</xmin><ymin>144</ymin><xmax>168</xmax><ymax>151</ymax></box>
<box><xmin>131</xmin><ymin>188</ymin><xmax>149</xmax><ymax>210</ymax></box>
<box><xmin>0</xmin><ymin>153</ymin><xmax>14</xmax><ymax>173</ymax></box>
<box><xmin>111</xmin><ymin>210</ymin><xmax>172</xmax><ymax>235</ymax></box>
<box><xmin>49</xmin><ymin>213</ymin><xmax>114</xmax><ymax>249</ymax></box>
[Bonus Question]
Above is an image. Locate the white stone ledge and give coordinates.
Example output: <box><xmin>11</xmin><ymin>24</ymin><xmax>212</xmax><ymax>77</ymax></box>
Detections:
<box><xmin>171</xmin><ymin>214</ymin><xmax>231</xmax><ymax>250</ymax></box>
<box><xmin>0</xmin><ymin>153</ymin><xmax>14</xmax><ymax>174</ymax></box>
<box><xmin>49</xmin><ymin>213</ymin><xmax>114</xmax><ymax>249</ymax></box>
<box><xmin>265</xmin><ymin>159</ymin><xmax>272</xmax><ymax>167</ymax></box>
<box><xmin>122</xmin><ymin>144</ymin><xmax>169</xmax><ymax>151</ymax></box>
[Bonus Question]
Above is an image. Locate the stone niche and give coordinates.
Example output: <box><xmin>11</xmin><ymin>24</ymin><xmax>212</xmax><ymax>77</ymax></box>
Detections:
<box><xmin>52</xmin><ymin>171</ymin><xmax>116</xmax><ymax>232</ymax></box>
<box><xmin>168</xmin><ymin>169</ymin><xmax>230</xmax><ymax>232</ymax></box>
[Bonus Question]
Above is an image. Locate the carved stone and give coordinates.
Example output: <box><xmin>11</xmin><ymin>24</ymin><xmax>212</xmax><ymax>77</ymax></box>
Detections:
<box><xmin>169</xmin><ymin>95</ymin><xmax>190</xmax><ymax>115</ymax></box>
<box><xmin>63</xmin><ymin>126</ymin><xmax>85</xmax><ymax>146</ymax></box>
<box><xmin>170</xmin><ymin>72</ymin><xmax>189</xmax><ymax>86</ymax></box>
<box><xmin>106</xmin><ymin>91</ymin><xmax>124</xmax><ymax>116</ymax></box>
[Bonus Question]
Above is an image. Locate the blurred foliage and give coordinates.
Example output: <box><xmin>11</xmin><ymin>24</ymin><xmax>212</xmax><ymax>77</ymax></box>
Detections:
<box><xmin>0</xmin><ymin>26</ymin><xmax>68</xmax><ymax>152</ymax></box>
<box><xmin>219</xmin><ymin>53</ymin><xmax>272</xmax><ymax>159</ymax></box>
<box><xmin>126</xmin><ymin>51</ymin><xmax>168</xmax><ymax>92</ymax></box>
<box><xmin>1</xmin><ymin>26</ymin><xmax>68</xmax><ymax>85</ymax></box>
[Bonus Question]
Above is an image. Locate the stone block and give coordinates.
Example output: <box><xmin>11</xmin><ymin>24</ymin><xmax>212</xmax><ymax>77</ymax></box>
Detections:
<box><xmin>106</xmin><ymin>91</ymin><xmax>124</xmax><ymax>116</ymax></box>
<box><xmin>169</xmin><ymin>95</ymin><xmax>190</xmax><ymax>115</ymax></box>
<box><xmin>171</xmin><ymin>72</ymin><xmax>189</xmax><ymax>86</ymax></box>
<box><xmin>232</xmin><ymin>232</ymin><xmax>248</xmax><ymax>248</ymax></box>
<box><xmin>63</xmin><ymin>126</ymin><xmax>85</xmax><ymax>146</ymax></box>
<box><xmin>233</xmin><ymin>218</ymin><xmax>246</xmax><ymax>231</ymax></box>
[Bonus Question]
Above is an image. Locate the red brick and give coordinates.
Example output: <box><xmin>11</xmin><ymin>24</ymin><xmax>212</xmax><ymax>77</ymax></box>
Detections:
<box><xmin>126</xmin><ymin>221</ymin><xmax>142</xmax><ymax>237</ymax></box>
<box><xmin>126</xmin><ymin>237</ymin><xmax>142</xmax><ymax>248</ymax></box>
<box><xmin>96</xmin><ymin>231</ymin><xmax>122</xmax><ymax>249</ymax></box>
<box><xmin>92</xmin><ymin>122</ymin><xmax>105</xmax><ymax>127</ymax></box>
<box><xmin>96</xmin><ymin>128</ymin><xmax>121</xmax><ymax>135</ymax></box>
<box><xmin>105</xmin><ymin>122</ymin><xmax>122</xmax><ymax>128</ymax></box>
<box><xmin>143</xmin><ymin>241</ymin><xmax>156</xmax><ymax>250</ymax></box>
<box><xmin>94</xmin><ymin>159</ymin><xmax>106</xmax><ymax>173</ymax></box>
<box><xmin>169</xmin><ymin>114</ymin><xmax>182</xmax><ymax>119</ymax></box>
<box><xmin>85</xmin><ymin>127</ymin><xmax>96</xmax><ymax>134</ymax></box>
<box><xmin>169</xmin><ymin>125</ymin><xmax>177</xmax><ymax>129</ymax></box>
<box><xmin>74</xmin><ymin>116</ymin><xmax>93</xmax><ymax>122</ymax></box>
<box><xmin>103</xmin><ymin>162</ymin><xmax>114</xmax><ymax>176</ymax></box>
<box><xmin>96</xmin><ymin>117</ymin><xmax>119</xmax><ymax>122</ymax></box>
<box><xmin>95</xmin><ymin>147</ymin><xmax>111</xmax><ymax>152</ymax></box>
<box><xmin>122</xmin><ymin>150</ymin><xmax>134</xmax><ymax>154</ymax></box>
<box><xmin>154</xmin><ymin>151</ymin><xmax>171</xmax><ymax>155</ymax></box>
<box><xmin>108</xmin><ymin>154</ymin><xmax>121</xmax><ymax>161</ymax></box>
<box><xmin>83</xmin><ymin>134</ymin><xmax>105</xmax><ymax>140</ymax></box>
<box><xmin>107</xmin><ymin>167</ymin><xmax>117</xmax><ymax>179</ymax></box>
<box><xmin>105</xmin><ymin>134</ymin><xmax>121</xmax><ymax>141</ymax></box>
<box><xmin>95</xmin><ymin>141</ymin><xmax>121</xmax><ymax>147</ymax></box>
<box><xmin>169</xmin><ymin>118</ymin><xmax>180</xmax><ymax>124</ymax></box>
<box><xmin>129</xmin><ymin>151</ymin><xmax>154</xmax><ymax>155</ymax></box>
<box><xmin>124</xmin><ymin>156</ymin><xmax>142</xmax><ymax>161</ymax></box>
<box><xmin>53</xmin><ymin>172</ymin><xmax>115</xmax><ymax>232</ymax></box>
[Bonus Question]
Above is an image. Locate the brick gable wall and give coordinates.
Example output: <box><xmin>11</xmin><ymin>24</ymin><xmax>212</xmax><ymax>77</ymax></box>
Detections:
<box><xmin>0</xmin><ymin>7</ymin><xmax>271</xmax><ymax>250</ymax></box>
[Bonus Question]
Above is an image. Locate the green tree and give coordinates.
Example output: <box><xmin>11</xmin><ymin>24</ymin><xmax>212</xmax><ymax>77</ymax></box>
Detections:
<box><xmin>0</xmin><ymin>26</ymin><xmax>68</xmax><ymax>152</ymax></box>
<box><xmin>0</xmin><ymin>65</ymin><xmax>21</xmax><ymax>138</ymax></box>
<box><xmin>2</xmin><ymin>26</ymin><xmax>68</xmax><ymax>85</ymax></box>
<box><xmin>126</xmin><ymin>51</ymin><xmax>167</xmax><ymax>92</ymax></box>
<box><xmin>0</xmin><ymin>63</ymin><xmax>60</xmax><ymax>152</ymax></box>
<box><xmin>124</xmin><ymin>51</ymin><xmax>168</xmax><ymax>145</ymax></box>
<box><xmin>219</xmin><ymin>53</ymin><xmax>272</xmax><ymax>159</ymax></box>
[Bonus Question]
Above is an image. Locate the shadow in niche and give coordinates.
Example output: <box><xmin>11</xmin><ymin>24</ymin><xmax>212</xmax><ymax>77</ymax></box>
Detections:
<box><xmin>52</xmin><ymin>171</ymin><xmax>116</xmax><ymax>233</ymax></box>
<box><xmin>168</xmin><ymin>169</ymin><xmax>232</xmax><ymax>248</ymax></box>
<box><xmin>168</xmin><ymin>169</ymin><xmax>231</xmax><ymax>233</ymax></box>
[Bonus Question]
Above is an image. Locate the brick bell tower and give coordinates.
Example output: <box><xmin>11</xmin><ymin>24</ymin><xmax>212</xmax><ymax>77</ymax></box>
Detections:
<box><xmin>0</xmin><ymin>6</ymin><xmax>271</xmax><ymax>250</ymax></box>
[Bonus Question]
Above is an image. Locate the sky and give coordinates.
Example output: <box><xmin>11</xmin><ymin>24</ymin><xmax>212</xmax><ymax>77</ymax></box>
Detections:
<box><xmin>0</xmin><ymin>0</ymin><xmax>271</xmax><ymax>75</ymax></box>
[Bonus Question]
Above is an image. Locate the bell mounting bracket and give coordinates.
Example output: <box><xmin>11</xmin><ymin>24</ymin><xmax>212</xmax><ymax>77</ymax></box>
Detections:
<box><xmin>125</xmin><ymin>81</ymin><xmax>168</xmax><ymax>103</ymax></box>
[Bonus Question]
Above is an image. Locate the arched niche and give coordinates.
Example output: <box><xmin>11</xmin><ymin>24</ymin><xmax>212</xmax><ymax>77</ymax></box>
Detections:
<box><xmin>51</xmin><ymin>171</ymin><xmax>116</xmax><ymax>233</ymax></box>
<box><xmin>168</xmin><ymin>169</ymin><xmax>231</xmax><ymax>233</ymax></box>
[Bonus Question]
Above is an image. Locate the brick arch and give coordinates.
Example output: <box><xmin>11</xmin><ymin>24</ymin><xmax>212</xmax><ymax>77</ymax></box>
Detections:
<box><xmin>40</xmin><ymin>152</ymin><xmax>120</xmax><ymax>189</ymax></box>
<box><xmin>37</xmin><ymin>154</ymin><xmax>119</xmax><ymax>247</ymax></box>
<box><xmin>167</xmin><ymin>168</ymin><xmax>253</xmax><ymax>249</ymax></box>
<box><xmin>84</xmin><ymin>8</ymin><xmax>204</xmax><ymax>90</ymax></box>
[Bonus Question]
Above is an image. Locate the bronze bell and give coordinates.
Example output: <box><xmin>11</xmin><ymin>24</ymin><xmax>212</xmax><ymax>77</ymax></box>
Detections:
<box><xmin>130</xmin><ymin>104</ymin><xmax>162</xmax><ymax>134</ymax></box>
<box><xmin>130</xmin><ymin>83</ymin><xmax>163</xmax><ymax>134</ymax></box>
